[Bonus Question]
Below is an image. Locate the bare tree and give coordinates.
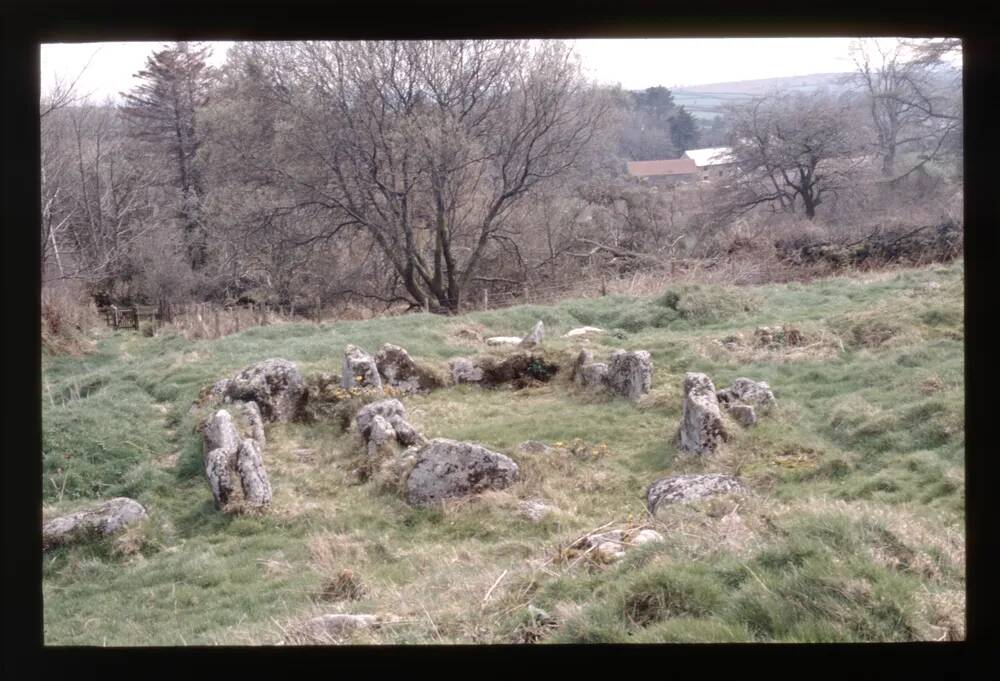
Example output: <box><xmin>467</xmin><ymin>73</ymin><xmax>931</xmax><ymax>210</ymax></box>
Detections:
<box><xmin>215</xmin><ymin>40</ymin><xmax>609</xmax><ymax>313</ymax></box>
<box><xmin>849</xmin><ymin>38</ymin><xmax>962</xmax><ymax>178</ymax></box>
<box><xmin>724</xmin><ymin>91</ymin><xmax>861</xmax><ymax>220</ymax></box>
<box><xmin>40</xmin><ymin>51</ymin><xmax>99</xmax><ymax>279</ymax></box>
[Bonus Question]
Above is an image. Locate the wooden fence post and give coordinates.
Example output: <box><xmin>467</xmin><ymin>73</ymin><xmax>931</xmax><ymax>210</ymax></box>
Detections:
<box><xmin>482</xmin><ymin>289</ymin><xmax>488</xmax><ymax>311</ymax></box>
<box><xmin>214</xmin><ymin>309</ymin><xmax>221</xmax><ymax>338</ymax></box>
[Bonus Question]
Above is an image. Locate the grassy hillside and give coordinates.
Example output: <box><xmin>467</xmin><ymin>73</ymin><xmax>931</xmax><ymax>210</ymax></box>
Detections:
<box><xmin>41</xmin><ymin>261</ymin><xmax>965</xmax><ymax>644</ymax></box>
<box><xmin>672</xmin><ymin>72</ymin><xmax>852</xmax><ymax>119</ymax></box>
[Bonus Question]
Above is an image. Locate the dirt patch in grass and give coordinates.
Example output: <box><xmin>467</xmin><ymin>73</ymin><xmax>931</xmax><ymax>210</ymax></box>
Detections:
<box><xmin>700</xmin><ymin>324</ymin><xmax>844</xmax><ymax>363</ymax></box>
<box><xmin>446</xmin><ymin>322</ymin><xmax>487</xmax><ymax>347</ymax></box>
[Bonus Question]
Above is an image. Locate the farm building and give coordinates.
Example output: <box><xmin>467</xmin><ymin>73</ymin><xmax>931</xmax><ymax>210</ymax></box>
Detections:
<box><xmin>683</xmin><ymin>147</ymin><xmax>737</xmax><ymax>180</ymax></box>
<box><xmin>625</xmin><ymin>158</ymin><xmax>699</xmax><ymax>186</ymax></box>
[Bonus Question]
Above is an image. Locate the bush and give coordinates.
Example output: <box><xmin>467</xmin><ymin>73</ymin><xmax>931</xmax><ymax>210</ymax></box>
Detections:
<box><xmin>41</xmin><ymin>282</ymin><xmax>101</xmax><ymax>356</ymax></box>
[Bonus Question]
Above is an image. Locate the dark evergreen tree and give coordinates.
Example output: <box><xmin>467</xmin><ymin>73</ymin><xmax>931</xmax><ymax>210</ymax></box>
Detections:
<box><xmin>121</xmin><ymin>42</ymin><xmax>213</xmax><ymax>270</ymax></box>
<box><xmin>631</xmin><ymin>86</ymin><xmax>676</xmax><ymax>126</ymax></box>
<box><xmin>669</xmin><ymin>106</ymin><xmax>699</xmax><ymax>153</ymax></box>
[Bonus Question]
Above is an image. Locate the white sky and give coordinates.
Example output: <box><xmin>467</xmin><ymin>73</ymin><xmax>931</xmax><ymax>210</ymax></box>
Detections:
<box><xmin>40</xmin><ymin>37</ymin><xmax>951</xmax><ymax>102</ymax></box>
<box><xmin>573</xmin><ymin>37</ymin><xmax>859</xmax><ymax>88</ymax></box>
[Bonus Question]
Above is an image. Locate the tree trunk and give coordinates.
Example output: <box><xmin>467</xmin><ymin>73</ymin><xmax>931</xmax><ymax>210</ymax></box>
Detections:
<box><xmin>882</xmin><ymin>147</ymin><xmax>896</xmax><ymax>176</ymax></box>
<box><xmin>802</xmin><ymin>194</ymin><xmax>817</xmax><ymax>220</ymax></box>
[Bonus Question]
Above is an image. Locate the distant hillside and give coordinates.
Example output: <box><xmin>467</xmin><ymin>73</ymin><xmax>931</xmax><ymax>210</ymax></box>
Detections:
<box><xmin>672</xmin><ymin>72</ymin><xmax>854</xmax><ymax>119</ymax></box>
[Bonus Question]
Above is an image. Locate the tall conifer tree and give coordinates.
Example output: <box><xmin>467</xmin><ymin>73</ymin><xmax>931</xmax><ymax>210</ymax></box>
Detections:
<box><xmin>121</xmin><ymin>42</ymin><xmax>212</xmax><ymax>269</ymax></box>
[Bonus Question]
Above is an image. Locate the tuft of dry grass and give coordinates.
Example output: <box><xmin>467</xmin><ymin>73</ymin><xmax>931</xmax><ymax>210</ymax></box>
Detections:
<box><xmin>319</xmin><ymin>569</ymin><xmax>368</xmax><ymax>602</ymax></box>
<box><xmin>446</xmin><ymin>322</ymin><xmax>488</xmax><ymax>347</ymax></box>
<box><xmin>308</xmin><ymin>532</ymin><xmax>371</xmax><ymax>575</ymax></box>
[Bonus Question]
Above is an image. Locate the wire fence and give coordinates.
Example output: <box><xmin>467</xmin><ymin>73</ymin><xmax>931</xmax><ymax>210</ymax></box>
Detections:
<box><xmin>103</xmin><ymin>256</ymin><xmax>798</xmax><ymax>341</ymax></box>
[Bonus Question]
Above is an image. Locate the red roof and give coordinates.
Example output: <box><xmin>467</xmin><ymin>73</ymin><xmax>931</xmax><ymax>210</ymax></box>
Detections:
<box><xmin>626</xmin><ymin>158</ymin><xmax>699</xmax><ymax>177</ymax></box>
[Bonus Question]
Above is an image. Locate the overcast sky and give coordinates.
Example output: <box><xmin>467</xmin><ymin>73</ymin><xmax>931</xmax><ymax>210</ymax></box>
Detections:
<box><xmin>40</xmin><ymin>37</ymin><xmax>944</xmax><ymax>102</ymax></box>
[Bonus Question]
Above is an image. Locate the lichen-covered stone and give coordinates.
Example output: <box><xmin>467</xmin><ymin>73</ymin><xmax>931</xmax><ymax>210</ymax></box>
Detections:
<box><xmin>520</xmin><ymin>320</ymin><xmax>544</xmax><ymax>348</ymax></box>
<box><xmin>341</xmin><ymin>345</ymin><xmax>382</xmax><ymax>391</ymax></box>
<box><xmin>42</xmin><ymin>497</ymin><xmax>148</xmax><ymax>550</ymax></box>
<box><xmin>356</xmin><ymin>398</ymin><xmax>423</xmax><ymax>449</ymax></box>
<box><xmin>606</xmin><ymin>350</ymin><xmax>653</xmax><ymax>401</ymax></box>
<box><xmin>578</xmin><ymin>362</ymin><xmax>609</xmax><ymax>389</ymax></box>
<box><xmin>572</xmin><ymin>347</ymin><xmax>608</xmax><ymax>390</ymax></box>
<box><xmin>449</xmin><ymin>357</ymin><xmax>484</xmax><ymax>384</ymax></box>
<box><xmin>201</xmin><ymin>408</ymin><xmax>273</xmax><ymax>512</ymax></box>
<box><xmin>570</xmin><ymin>527</ymin><xmax>664</xmax><ymax>564</ymax></box>
<box><xmin>679</xmin><ymin>372</ymin><xmax>727</xmax><ymax>454</ymax></box>
<box><xmin>222</xmin><ymin>358</ymin><xmax>307</xmax><ymax>422</ymax></box>
<box><xmin>237</xmin><ymin>400</ymin><xmax>266</xmax><ymax>445</ymax></box>
<box><xmin>518</xmin><ymin>441</ymin><xmax>557</xmax><ymax>456</ymax></box>
<box><xmin>202</xmin><ymin>409</ymin><xmax>242</xmax><ymax>455</ymax></box>
<box><xmin>573</xmin><ymin>530</ymin><xmax>626</xmax><ymax>563</ymax></box>
<box><xmin>485</xmin><ymin>336</ymin><xmax>522</xmax><ymax>347</ymax></box>
<box><xmin>629</xmin><ymin>528</ymin><xmax>665</xmax><ymax>546</ymax></box>
<box><xmin>405</xmin><ymin>438</ymin><xmax>519</xmax><ymax>506</ymax></box>
<box><xmin>205</xmin><ymin>447</ymin><xmax>238</xmax><ymax>508</ymax></box>
<box><xmin>236</xmin><ymin>439</ymin><xmax>272</xmax><ymax>509</ymax></box>
<box><xmin>366</xmin><ymin>415</ymin><xmax>399</xmax><ymax>457</ymax></box>
<box><xmin>287</xmin><ymin>614</ymin><xmax>381</xmax><ymax>643</ymax></box>
<box><xmin>646</xmin><ymin>474</ymin><xmax>750</xmax><ymax>514</ymax></box>
<box><xmin>717</xmin><ymin>378</ymin><xmax>777</xmax><ymax>414</ymax></box>
<box><xmin>754</xmin><ymin>326</ymin><xmax>804</xmax><ymax>349</ymax></box>
<box><xmin>727</xmin><ymin>403</ymin><xmax>758</xmax><ymax>427</ymax></box>
<box><xmin>593</xmin><ymin>541</ymin><xmax>627</xmax><ymax>562</ymax></box>
<box><xmin>375</xmin><ymin>343</ymin><xmax>443</xmax><ymax>393</ymax></box>
<box><xmin>518</xmin><ymin>499</ymin><xmax>555</xmax><ymax>522</ymax></box>
<box><xmin>565</xmin><ymin>326</ymin><xmax>604</xmax><ymax>337</ymax></box>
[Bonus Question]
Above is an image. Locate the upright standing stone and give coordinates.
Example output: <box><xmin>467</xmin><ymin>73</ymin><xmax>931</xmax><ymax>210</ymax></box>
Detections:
<box><xmin>679</xmin><ymin>372</ymin><xmax>727</xmax><ymax>454</ymax></box>
<box><xmin>201</xmin><ymin>408</ymin><xmax>274</xmax><ymax>512</ymax></box>
<box><xmin>606</xmin><ymin>350</ymin><xmax>653</xmax><ymax>401</ymax></box>
<box><xmin>375</xmin><ymin>343</ymin><xmax>443</xmax><ymax>393</ymax></box>
<box><xmin>521</xmin><ymin>320</ymin><xmax>545</xmax><ymax>348</ymax></box>
<box><xmin>203</xmin><ymin>409</ymin><xmax>242</xmax><ymax>455</ymax></box>
<box><xmin>341</xmin><ymin>345</ymin><xmax>383</xmax><ymax>390</ymax></box>
<box><xmin>236</xmin><ymin>439</ymin><xmax>272</xmax><ymax>509</ymax></box>
<box><xmin>236</xmin><ymin>400</ymin><xmax>267</xmax><ymax>446</ymax></box>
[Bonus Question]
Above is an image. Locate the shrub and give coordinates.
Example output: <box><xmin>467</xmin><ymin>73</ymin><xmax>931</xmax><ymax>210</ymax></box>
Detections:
<box><xmin>41</xmin><ymin>282</ymin><xmax>101</xmax><ymax>356</ymax></box>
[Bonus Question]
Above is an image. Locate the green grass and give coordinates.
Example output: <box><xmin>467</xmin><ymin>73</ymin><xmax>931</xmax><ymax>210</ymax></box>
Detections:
<box><xmin>41</xmin><ymin>261</ymin><xmax>965</xmax><ymax>644</ymax></box>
